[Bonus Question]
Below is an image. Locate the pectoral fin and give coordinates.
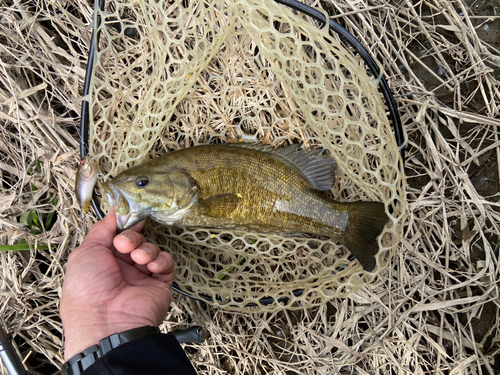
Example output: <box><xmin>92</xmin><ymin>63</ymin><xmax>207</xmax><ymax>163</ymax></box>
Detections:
<box><xmin>198</xmin><ymin>194</ymin><xmax>241</xmax><ymax>218</ymax></box>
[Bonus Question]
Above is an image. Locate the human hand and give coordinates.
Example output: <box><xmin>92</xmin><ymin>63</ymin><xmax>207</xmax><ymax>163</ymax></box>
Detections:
<box><xmin>61</xmin><ymin>207</ymin><xmax>174</xmax><ymax>361</ymax></box>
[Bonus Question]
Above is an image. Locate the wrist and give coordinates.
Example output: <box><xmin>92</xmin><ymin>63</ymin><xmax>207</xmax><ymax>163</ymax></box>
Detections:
<box><xmin>62</xmin><ymin>326</ymin><xmax>160</xmax><ymax>375</ymax></box>
<box><xmin>63</xmin><ymin>320</ymin><xmax>152</xmax><ymax>361</ymax></box>
<box><xmin>61</xmin><ymin>299</ymin><xmax>159</xmax><ymax>361</ymax></box>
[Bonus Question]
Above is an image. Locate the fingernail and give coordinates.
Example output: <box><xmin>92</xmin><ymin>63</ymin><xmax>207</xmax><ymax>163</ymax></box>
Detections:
<box><xmin>151</xmin><ymin>256</ymin><xmax>164</xmax><ymax>266</ymax></box>
<box><xmin>137</xmin><ymin>247</ymin><xmax>152</xmax><ymax>256</ymax></box>
<box><xmin>118</xmin><ymin>233</ymin><xmax>134</xmax><ymax>243</ymax></box>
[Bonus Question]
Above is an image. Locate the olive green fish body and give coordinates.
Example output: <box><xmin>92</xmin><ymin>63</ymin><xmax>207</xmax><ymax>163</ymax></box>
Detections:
<box><xmin>104</xmin><ymin>144</ymin><xmax>389</xmax><ymax>271</ymax></box>
<box><xmin>181</xmin><ymin>174</ymin><xmax>349</xmax><ymax>238</ymax></box>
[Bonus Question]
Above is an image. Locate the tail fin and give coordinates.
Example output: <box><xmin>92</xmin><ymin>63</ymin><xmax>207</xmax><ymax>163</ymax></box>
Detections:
<box><xmin>340</xmin><ymin>202</ymin><xmax>389</xmax><ymax>272</ymax></box>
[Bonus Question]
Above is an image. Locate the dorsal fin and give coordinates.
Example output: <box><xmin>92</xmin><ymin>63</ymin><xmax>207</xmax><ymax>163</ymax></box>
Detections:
<box><xmin>272</xmin><ymin>145</ymin><xmax>337</xmax><ymax>191</ymax></box>
<box><xmin>227</xmin><ymin>143</ymin><xmax>337</xmax><ymax>191</ymax></box>
<box><xmin>225</xmin><ymin>143</ymin><xmax>271</xmax><ymax>152</ymax></box>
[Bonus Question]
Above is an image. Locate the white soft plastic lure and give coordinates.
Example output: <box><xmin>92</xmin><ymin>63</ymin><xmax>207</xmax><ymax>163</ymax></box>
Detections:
<box><xmin>75</xmin><ymin>155</ymin><xmax>98</xmax><ymax>213</ymax></box>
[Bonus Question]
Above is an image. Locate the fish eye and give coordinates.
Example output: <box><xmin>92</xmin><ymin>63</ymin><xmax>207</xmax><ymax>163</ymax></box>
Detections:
<box><xmin>135</xmin><ymin>176</ymin><xmax>149</xmax><ymax>188</ymax></box>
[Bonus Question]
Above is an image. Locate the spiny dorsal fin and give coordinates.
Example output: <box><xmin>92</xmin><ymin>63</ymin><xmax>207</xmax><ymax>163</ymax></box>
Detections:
<box><xmin>227</xmin><ymin>143</ymin><xmax>337</xmax><ymax>191</ymax></box>
<box><xmin>226</xmin><ymin>143</ymin><xmax>272</xmax><ymax>152</ymax></box>
<box><xmin>272</xmin><ymin>145</ymin><xmax>336</xmax><ymax>191</ymax></box>
<box><xmin>198</xmin><ymin>193</ymin><xmax>241</xmax><ymax>218</ymax></box>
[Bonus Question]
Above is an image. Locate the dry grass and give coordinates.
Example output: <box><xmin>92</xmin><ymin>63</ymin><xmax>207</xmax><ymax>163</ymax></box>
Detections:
<box><xmin>1</xmin><ymin>0</ymin><xmax>499</xmax><ymax>373</ymax></box>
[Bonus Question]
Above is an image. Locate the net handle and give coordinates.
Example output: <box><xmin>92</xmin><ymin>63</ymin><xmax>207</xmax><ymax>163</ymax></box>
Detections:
<box><xmin>79</xmin><ymin>0</ymin><xmax>404</xmax><ymax>305</ymax></box>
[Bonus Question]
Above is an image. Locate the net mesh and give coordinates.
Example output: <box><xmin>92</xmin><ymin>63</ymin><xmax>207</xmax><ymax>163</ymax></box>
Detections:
<box><xmin>89</xmin><ymin>0</ymin><xmax>406</xmax><ymax>312</ymax></box>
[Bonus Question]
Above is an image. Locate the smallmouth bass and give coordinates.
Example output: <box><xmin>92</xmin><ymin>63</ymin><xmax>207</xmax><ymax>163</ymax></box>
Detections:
<box><xmin>103</xmin><ymin>144</ymin><xmax>389</xmax><ymax>271</ymax></box>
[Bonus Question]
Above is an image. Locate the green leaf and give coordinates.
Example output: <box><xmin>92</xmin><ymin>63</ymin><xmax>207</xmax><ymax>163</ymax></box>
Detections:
<box><xmin>0</xmin><ymin>244</ymin><xmax>49</xmax><ymax>251</ymax></box>
<box><xmin>45</xmin><ymin>210</ymin><xmax>56</xmax><ymax>229</ymax></box>
<box><xmin>216</xmin><ymin>256</ymin><xmax>246</xmax><ymax>281</ymax></box>
<box><xmin>20</xmin><ymin>212</ymin><xmax>32</xmax><ymax>226</ymax></box>
<box><xmin>36</xmin><ymin>160</ymin><xmax>42</xmax><ymax>174</ymax></box>
<box><xmin>31</xmin><ymin>211</ymin><xmax>41</xmax><ymax>229</ymax></box>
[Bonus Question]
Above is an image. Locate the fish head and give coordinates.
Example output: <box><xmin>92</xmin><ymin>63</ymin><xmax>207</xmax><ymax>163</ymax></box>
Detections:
<box><xmin>103</xmin><ymin>166</ymin><xmax>197</xmax><ymax>230</ymax></box>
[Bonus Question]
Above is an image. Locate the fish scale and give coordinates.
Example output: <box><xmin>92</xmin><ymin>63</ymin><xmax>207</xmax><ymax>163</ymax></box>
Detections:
<box><xmin>177</xmin><ymin>148</ymin><xmax>345</xmax><ymax>235</ymax></box>
<box><xmin>184</xmin><ymin>166</ymin><xmax>342</xmax><ymax>236</ymax></box>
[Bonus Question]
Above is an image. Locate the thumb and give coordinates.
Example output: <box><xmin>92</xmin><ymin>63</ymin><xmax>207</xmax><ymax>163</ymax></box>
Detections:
<box><xmin>82</xmin><ymin>207</ymin><xmax>118</xmax><ymax>250</ymax></box>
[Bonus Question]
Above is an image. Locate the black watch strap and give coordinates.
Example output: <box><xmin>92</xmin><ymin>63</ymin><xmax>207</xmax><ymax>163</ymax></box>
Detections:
<box><xmin>61</xmin><ymin>326</ymin><xmax>160</xmax><ymax>375</ymax></box>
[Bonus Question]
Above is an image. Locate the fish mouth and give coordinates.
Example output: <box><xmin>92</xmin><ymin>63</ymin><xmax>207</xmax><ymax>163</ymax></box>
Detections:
<box><xmin>103</xmin><ymin>182</ymin><xmax>142</xmax><ymax>230</ymax></box>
